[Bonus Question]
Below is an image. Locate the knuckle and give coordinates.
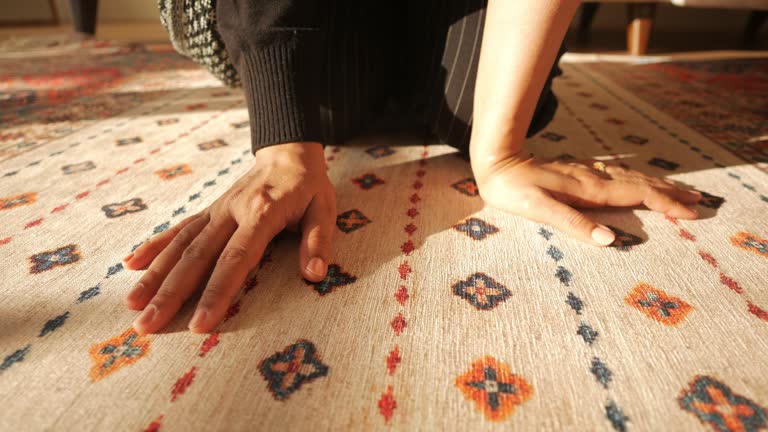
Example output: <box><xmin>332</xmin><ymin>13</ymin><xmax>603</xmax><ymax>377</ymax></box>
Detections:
<box><xmin>209</xmin><ymin>205</ymin><xmax>230</xmax><ymax>224</ymax></box>
<box><xmin>182</xmin><ymin>242</ymin><xmax>208</xmax><ymax>261</ymax></box>
<box><xmin>254</xmin><ymin>188</ymin><xmax>277</xmax><ymax>206</ymax></box>
<box><xmin>140</xmin><ymin>267</ymin><xmax>165</xmax><ymax>286</ymax></box>
<box><xmin>200</xmin><ymin>286</ymin><xmax>233</xmax><ymax>309</ymax></box>
<box><xmin>581</xmin><ymin>176</ymin><xmax>604</xmax><ymax>190</ymax></box>
<box><xmin>637</xmin><ymin>182</ymin><xmax>654</xmax><ymax>195</ymax></box>
<box><xmin>173</xmin><ymin>225</ymin><xmax>198</xmax><ymax>246</ymax></box>
<box><xmin>563</xmin><ymin>210</ymin><xmax>586</xmax><ymax>230</ymax></box>
<box><xmin>151</xmin><ymin>289</ymin><xmax>180</xmax><ymax>307</ymax></box>
<box><xmin>218</xmin><ymin>245</ymin><xmax>250</xmax><ymax>263</ymax></box>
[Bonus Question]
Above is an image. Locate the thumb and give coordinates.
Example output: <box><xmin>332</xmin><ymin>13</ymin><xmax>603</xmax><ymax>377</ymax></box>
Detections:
<box><xmin>532</xmin><ymin>193</ymin><xmax>615</xmax><ymax>246</ymax></box>
<box><xmin>299</xmin><ymin>193</ymin><xmax>336</xmax><ymax>281</ymax></box>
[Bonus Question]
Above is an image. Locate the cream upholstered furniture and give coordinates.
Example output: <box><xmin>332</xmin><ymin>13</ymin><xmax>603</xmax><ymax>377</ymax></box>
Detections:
<box><xmin>579</xmin><ymin>0</ymin><xmax>768</xmax><ymax>55</ymax></box>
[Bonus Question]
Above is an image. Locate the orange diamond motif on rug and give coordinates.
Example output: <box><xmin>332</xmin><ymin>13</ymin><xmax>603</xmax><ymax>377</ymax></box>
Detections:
<box><xmin>89</xmin><ymin>328</ymin><xmax>151</xmax><ymax>382</ymax></box>
<box><xmin>455</xmin><ymin>356</ymin><xmax>533</xmax><ymax>422</ymax></box>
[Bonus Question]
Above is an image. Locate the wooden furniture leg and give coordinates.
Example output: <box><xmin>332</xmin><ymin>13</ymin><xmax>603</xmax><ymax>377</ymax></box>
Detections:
<box><xmin>626</xmin><ymin>3</ymin><xmax>656</xmax><ymax>55</ymax></box>
<box><xmin>745</xmin><ymin>10</ymin><xmax>767</xmax><ymax>48</ymax></box>
<box><xmin>70</xmin><ymin>0</ymin><xmax>98</xmax><ymax>35</ymax></box>
<box><xmin>579</xmin><ymin>3</ymin><xmax>601</xmax><ymax>43</ymax></box>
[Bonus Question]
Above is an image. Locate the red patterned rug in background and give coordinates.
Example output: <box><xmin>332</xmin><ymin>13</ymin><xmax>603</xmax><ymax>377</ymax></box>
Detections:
<box><xmin>584</xmin><ymin>58</ymin><xmax>768</xmax><ymax>169</ymax></box>
<box><xmin>0</xmin><ymin>36</ymin><xmax>202</xmax><ymax>161</ymax></box>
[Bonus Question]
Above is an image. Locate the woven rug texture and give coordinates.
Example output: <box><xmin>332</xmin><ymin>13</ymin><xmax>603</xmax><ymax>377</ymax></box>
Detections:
<box><xmin>0</xmin><ymin>38</ymin><xmax>767</xmax><ymax>432</ymax></box>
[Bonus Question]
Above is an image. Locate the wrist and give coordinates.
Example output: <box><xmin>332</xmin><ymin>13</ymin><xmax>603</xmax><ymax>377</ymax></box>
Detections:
<box><xmin>469</xmin><ymin>130</ymin><xmax>529</xmax><ymax>185</ymax></box>
<box><xmin>255</xmin><ymin>142</ymin><xmax>325</xmax><ymax>168</ymax></box>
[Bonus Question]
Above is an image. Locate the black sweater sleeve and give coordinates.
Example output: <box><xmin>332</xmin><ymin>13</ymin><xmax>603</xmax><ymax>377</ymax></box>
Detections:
<box><xmin>216</xmin><ymin>0</ymin><xmax>327</xmax><ymax>154</ymax></box>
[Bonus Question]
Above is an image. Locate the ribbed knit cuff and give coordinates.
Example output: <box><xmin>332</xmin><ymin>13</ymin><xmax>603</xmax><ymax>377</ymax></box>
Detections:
<box><xmin>238</xmin><ymin>31</ymin><xmax>325</xmax><ymax>155</ymax></box>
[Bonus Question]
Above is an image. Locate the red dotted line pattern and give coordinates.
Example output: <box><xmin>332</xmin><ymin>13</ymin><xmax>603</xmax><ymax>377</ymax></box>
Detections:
<box><xmin>378</xmin><ymin>146</ymin><xmax>429</xmax><ymax>424</ymax></box>
<box><xmin>664</xmin><ymin>215</ymin><xmax>767</xmax><ymax>322</ymax></box>
<box><xmin>1</xmin><ymin>100</ymin><xmax>244</xmax><ymax>247</ymax></box>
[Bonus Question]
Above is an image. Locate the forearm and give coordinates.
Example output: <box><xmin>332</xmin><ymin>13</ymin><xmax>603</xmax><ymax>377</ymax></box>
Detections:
<box><xmin>216</xmin><ymin>0</ymin><xmax>328</xmax><ymax>154</ymax></box>
<box><xmin>470</xmin><ymin>0</ymin><xmax>580</xmax><ymax>177</ymax></box>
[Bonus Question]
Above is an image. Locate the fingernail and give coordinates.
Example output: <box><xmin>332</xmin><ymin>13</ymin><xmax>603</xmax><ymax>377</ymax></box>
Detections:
<box><xmin>189</xmin><ymin>308</ymin><xmax>208</xmax><ymax>331</ymax></box>
<box><xmin>134</xmin><ymin>304</ymin><xmax>157</xmax><ymax>330</ymax></box>
<box><xmin>126</xmin><ymin>282</ymin><xmax>145</xmax><ymax>303</ymax></box>
<box><xmin>306</xmin><ymin>257</ymin><xmax>326</xmax><ymax>278</ymax></box>
<box><xmin>691</xmin><ymin>190</ymin><xmax>702</xmax><ymax>197</ymax></box>
<box><xmin>591</xmin><ymin>225</ymin><xmax>615</xmax><ymax>246</ymax></box>
<box><xmin>122</xmin><ymin>252</ymin><xmax>134</xmax><ymax>263</ymax></box>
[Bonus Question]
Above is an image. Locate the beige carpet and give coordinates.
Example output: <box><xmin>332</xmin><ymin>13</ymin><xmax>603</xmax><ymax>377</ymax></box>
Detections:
<box><xmin>1</xmin><ymin>38</ymin><xmax>767</xmax><ymax>431</ymax></box>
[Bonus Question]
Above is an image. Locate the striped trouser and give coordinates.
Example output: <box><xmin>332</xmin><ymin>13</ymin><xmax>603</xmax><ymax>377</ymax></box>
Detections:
<box><xmin>316</xmin><ymin>0</ymin><xmax>564</xmax><ymax>155</ymax></box>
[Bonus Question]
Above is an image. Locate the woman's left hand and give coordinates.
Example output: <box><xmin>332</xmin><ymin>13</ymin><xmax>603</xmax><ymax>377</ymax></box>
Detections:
<box><xmin>472</xmin><ymin>155</ymin><xmax>703</xmax><ymax>246</ymax></box>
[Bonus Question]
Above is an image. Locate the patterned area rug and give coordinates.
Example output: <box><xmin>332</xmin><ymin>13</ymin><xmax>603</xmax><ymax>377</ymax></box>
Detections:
<box><xmin>1</xmin><ymin>38</ymin><xmax>767</xmax><ymax>432</ymax></box>
<box><xmin>584</xmin><ymin>58</ymin><xmax>768</xmax><ymax>171</ymax></box>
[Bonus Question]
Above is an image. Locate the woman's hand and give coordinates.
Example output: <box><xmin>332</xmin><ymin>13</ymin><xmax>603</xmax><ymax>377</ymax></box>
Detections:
<box><xmin>122</xmin><ymin>142</ymin><xmax>336</xmax><ymax>335</ymax></box>
<box><xmin>472</xmin><ymin>154</ymin><xmax>702</xmax><ymax>246</ymax></box>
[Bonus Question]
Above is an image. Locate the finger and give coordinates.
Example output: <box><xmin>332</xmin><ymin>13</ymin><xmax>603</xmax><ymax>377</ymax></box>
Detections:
<box><xmin>670</xmin><ymin>187</ymin><xmax>702</xmax><ymax>205</ymax></box>
<box><xmin>133</xmin><ymin>217</ymin><xmax>238</xmax><ymax>335</ymax></box>
<box><xmin>189</xmin><ymin>221</ymin><xmax>280</xmax><ymax>333</ymax></box>
<box><xmin>123</xmin><ymin>212</ymin><xmax>204</xmax><ymax>271</ymax></box>
<box><xmin>644</xmin><ymin>189</ymin><xmax>699</xmax><ymax>219</ymax></box>
<box><xmin>525</xmin><ymin>192</ymin><xmax>615</xmax><ymax>246</ymax></box>
<box><xmin>299</xmin><ymin>194</ymin><xmax>336</xmax><ymax>282</ymax></box>
<box><xmin>126</xmin><ymin>214</ymin><xmax>209</xmax><ymax>315</ymax></box>
<box><xmin>642</xmin><ymin>177</ymin><xmax>702</xmax><ymax>205</ymax></box>
<box><xmin>652</xmin><ymin>185</ymin><xmax>701</xmax><ymax>205</ymax></box>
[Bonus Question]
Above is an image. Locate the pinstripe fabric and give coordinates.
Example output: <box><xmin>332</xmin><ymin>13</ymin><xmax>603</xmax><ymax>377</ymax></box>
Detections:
<box><xmin>434</xmin><ymin>0</ymin><xmax>470</xmax><ymax>146</ymax></box>
<box><xmin>444</xmin><ymin>7</ymin><xmax>484</xmax><ymax>146</ymax></box>
<box><xmin>314</xmin><ymin>0</ymin><xmax>561</xmax><ymax>156</ymax></box>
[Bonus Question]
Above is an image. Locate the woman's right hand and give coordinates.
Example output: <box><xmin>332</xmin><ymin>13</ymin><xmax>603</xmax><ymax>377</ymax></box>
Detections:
<box><xmin>122</xmin><ymin>142</ymin><xmax>336</xmax><ymax>335</ymax></box>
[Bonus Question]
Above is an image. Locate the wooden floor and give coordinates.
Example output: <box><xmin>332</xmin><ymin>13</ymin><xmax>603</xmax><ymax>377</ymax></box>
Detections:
<box><xmin>0</xmin><ymin>21</ymin><xmax>765</xmax><ymax>60</ymax></box>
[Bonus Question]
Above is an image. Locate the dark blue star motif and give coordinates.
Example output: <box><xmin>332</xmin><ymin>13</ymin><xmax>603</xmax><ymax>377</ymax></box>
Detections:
<box><xmin>622</xmin><ymin>135</ymin><xmax>648</xmax><ymax>145</ymax></box>
<box><xmin>336</xmin><ymin>209</ymin><xmax>371</xmax><ymax>233</ymax></box>
<box><xmin>451</xmin><ymin>178</ymin><xmax>479</xmax><ymax>197</ymax></box>
<box><xmin>106</xmin><ymin>263</ymin><xmax>124</xmax><ymax>278</ymax></box>
<box><xmin>365</xmin><ymin>146</ymin><xmax>395</xmax><ymax>159</ymax></box>
<box><xmin>0</xmin><ymin>345</ymin><xmax>31</xmax><ymax>372</ymax></box>
<box><xmin>29</xmin><ymin>244</ymin><xmax>81</xmax><ymax>274</ymax></box>
<box><xmin>452</xmin><ymin>273</ymin><xmax>511</xmax><ymax>311</ymax></box>
<box><xmin>116</xmin><ymin>137</ymin><xmax>142</xmax><ymax>146</ymax></box>
<box><xmin>153</xmin><ymin>222</ymin><xmax>170</xmax><ymax>234</ymax></box>
<box><xmin>465</xmin><ymin>365</ymin><xmax>521</xmax><ymax>411</ymax></box>
<box><xmin>678</xmin><ymin>375</ymin><xmax>767</xmax><ymax>432</ymax></box>
<box><xmin>39</xmin><ymin>311</ymin><xmax>69</xmax><ymax>337</ymax></box>
<box><xmin>259</xmin><ymin>340</ymin><xmax>329</xmax><ymax>400</ymax></box>
<box><xmin>697</xmin><ymin>191</ymin><xmax>725</xmax><ymax>209</ymax></box>
<box><xmin>101</xmin><ymin>198</ymin><xmax>147</xmax><ymax>218</ymax></box>
<box><xmin>304</xmin><ymin>264</ymin><xmax>357</xmax><ymax>295</ymax></box>
<box><xmin>78</xmin><ymin>285</ymin><xmax>101</xmax><ymax>303</ymax></box>
<box><xmin>453</xmin><ymin>218</ymin><xmax>499</xmax><ymax>241</ymax></box>
<box><xmin>606</xmin><ymin>225</ymin><xmax>643</xmax><ymax>251</ymax></box>
<box><xmin>62</xmin><ymin>161</ymin><xmax>95</xmax><ymax>175</ymax></box>
<box><xmin>541</xmin><ymin>132</ymin><xmax>566</xmax><ymax>142</ymax></box>
<box><xmin>198</xmin><ymin>139</ymin><xmax>228</xmax><ymax>151</ymax></box>
<box><xmin>648</xmin><ymin>157</ymin><xmax>679</xmax><ymax>171</ymax></box>
<box><xmin>636</xmin><ymin>291</ymin><xmax>681</xmax><ymax>318</ymax></box>
<box><xmin>352</xmin><ymin>173</ymin><xmax>385</xmax><ymax>190</ymax></box>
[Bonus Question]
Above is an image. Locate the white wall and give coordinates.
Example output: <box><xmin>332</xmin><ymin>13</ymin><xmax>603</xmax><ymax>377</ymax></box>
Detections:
<box><xmin>0</xmin><ymin>0</ymin><xmax>160</xmax><ymax>23</ymax></box>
